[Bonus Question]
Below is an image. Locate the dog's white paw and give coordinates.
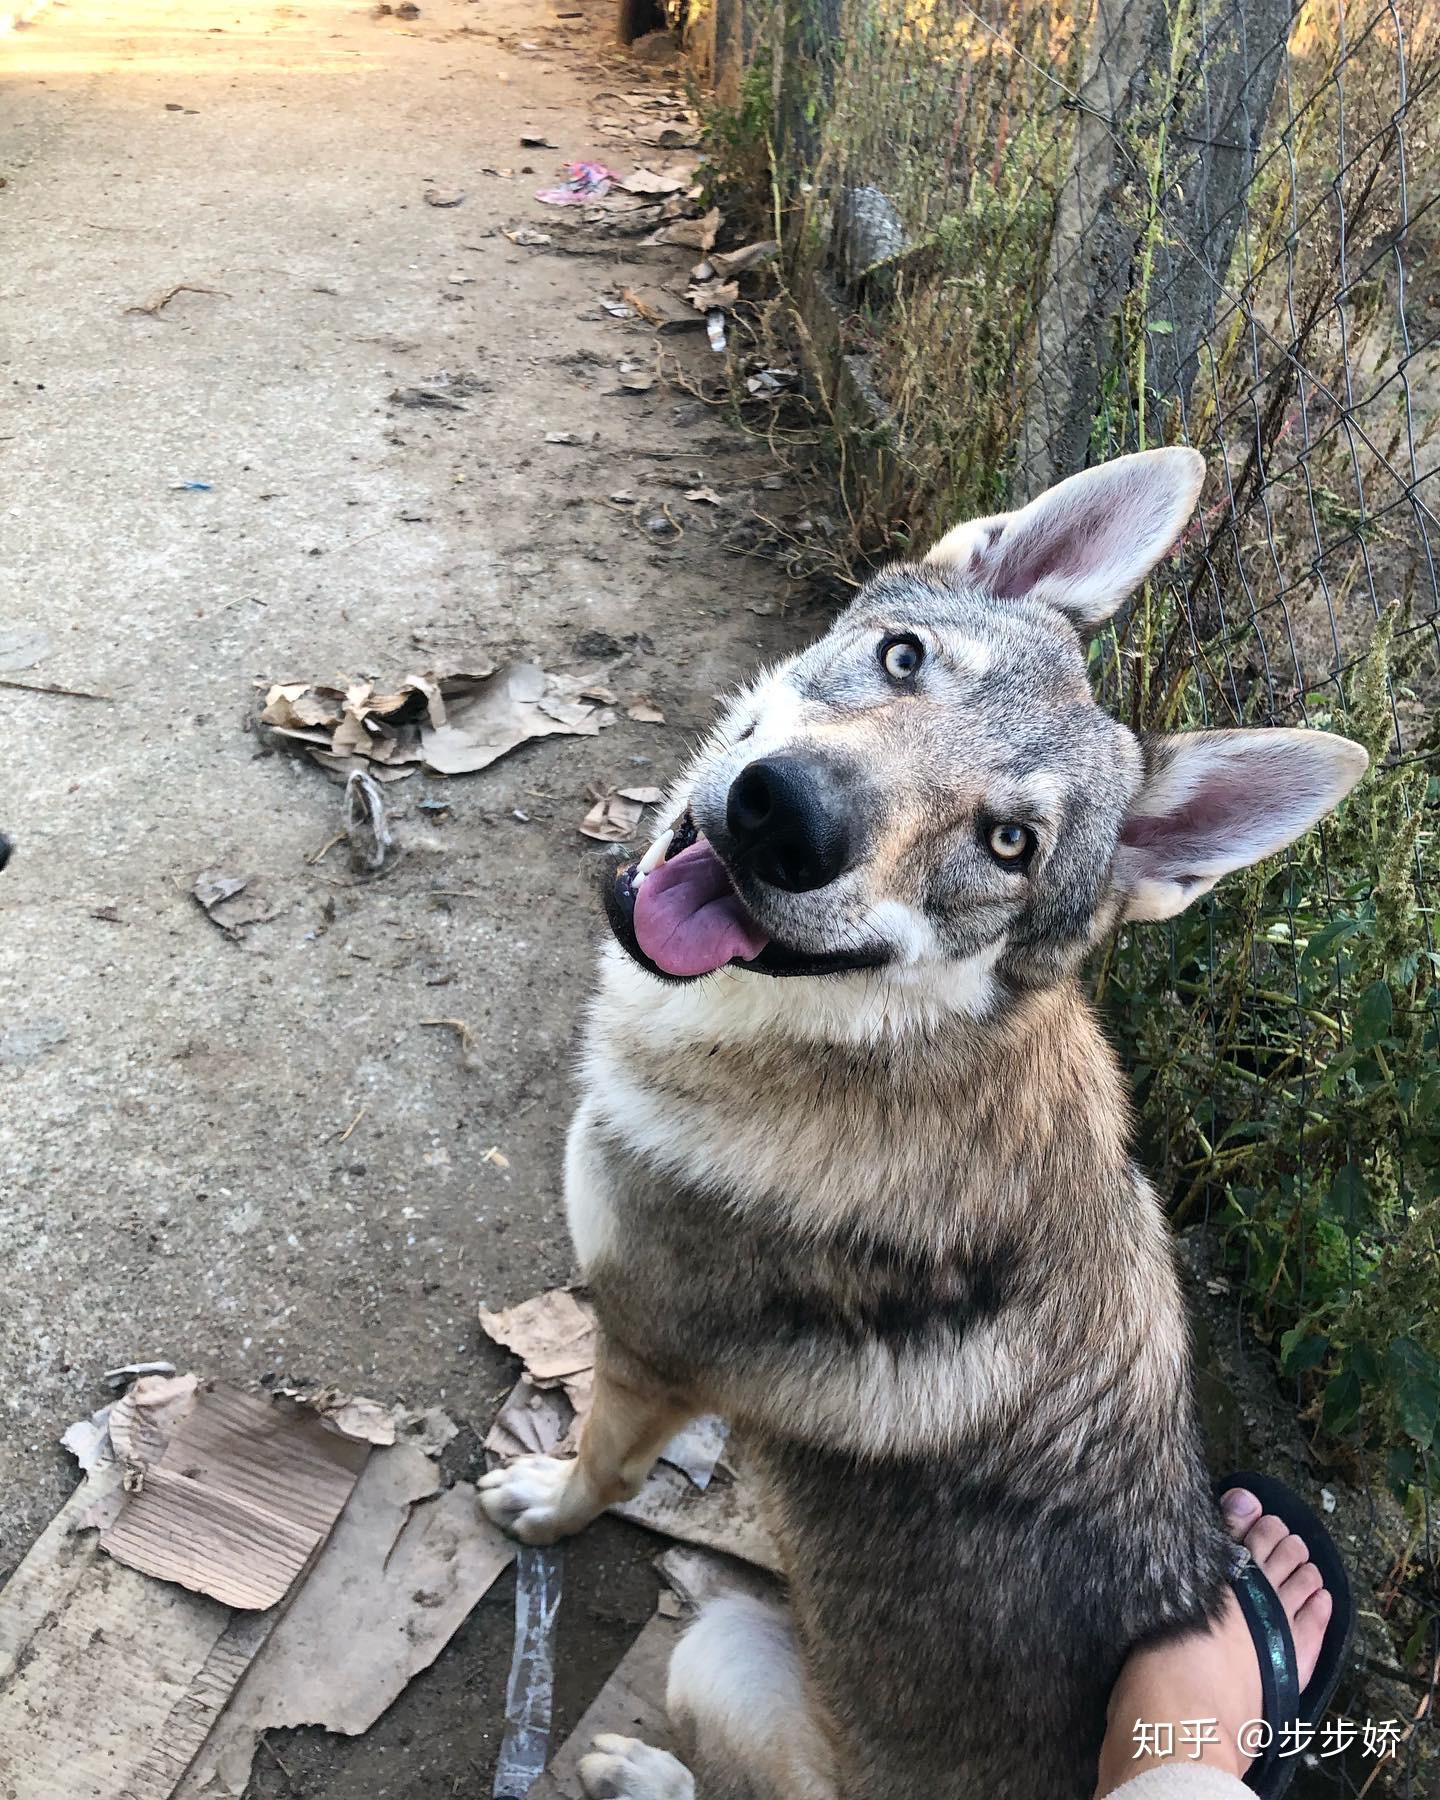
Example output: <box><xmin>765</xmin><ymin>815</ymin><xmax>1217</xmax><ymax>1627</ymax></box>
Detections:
<box><xmin>477</xmin><ymin>1455</ymin><xmax>579</xmax><ymax>1544</ymax></box>
<box><xmin>578</xmin><ymin>1735</ymin><xmax>695</xmax><ymax>1800</ymax></box>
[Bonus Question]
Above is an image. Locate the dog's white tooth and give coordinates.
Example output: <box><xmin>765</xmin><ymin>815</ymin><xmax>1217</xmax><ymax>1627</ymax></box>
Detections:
<box><xmin>637</xmin><ymin>829</ymin><xmax>673</xmax><ymax>877</ymax></box>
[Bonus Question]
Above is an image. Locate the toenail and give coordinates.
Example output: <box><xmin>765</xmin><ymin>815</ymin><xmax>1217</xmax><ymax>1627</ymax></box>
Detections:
<box><xmin>1221</xmin><ymin>1487</ymin><xmax>1262</xmax><ymax>1525</ymax></box>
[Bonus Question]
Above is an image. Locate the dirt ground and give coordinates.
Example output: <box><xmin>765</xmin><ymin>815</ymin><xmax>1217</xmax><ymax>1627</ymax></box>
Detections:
<box><xmin>0</xmin><ymin>0</ymin><xmax>821</xmax><ymax>1789</ymax></box>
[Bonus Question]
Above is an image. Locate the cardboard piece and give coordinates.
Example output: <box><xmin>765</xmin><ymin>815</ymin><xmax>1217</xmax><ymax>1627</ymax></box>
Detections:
<box><xmin>175</xmin><ymin>1446</ymin><xmax>516</xmax><ymax>1796</ymax></box>
<box><xmin>480</xmin><ymin>1288</ymin><xmax>780</xmax><ymax>1568</ymax></box>
<box><xmin>0</xmin><ymin>1461</ymin><xmax>281</xmax><ymax>1800</ymax></box>
<box><xmin>0</xmin><ymin>1379</ymin><xmax>508</xmax><ymax>1800</ymax></box>
<box><xmin>95</xmin><ymin>1377</ymin><xmax>370</xmax><ymax>1611</ymax></box>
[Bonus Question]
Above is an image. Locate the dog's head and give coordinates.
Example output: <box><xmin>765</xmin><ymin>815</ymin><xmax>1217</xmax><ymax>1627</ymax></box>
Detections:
<box><xmin>606</xmin><ymin>449</ymin><xmax>1367</xmax><ymax>996</ymax></box>
<box><xmin>0</xmin><ymin>833</ymin><xmax>9</xmax><ymax>875</ymax></box>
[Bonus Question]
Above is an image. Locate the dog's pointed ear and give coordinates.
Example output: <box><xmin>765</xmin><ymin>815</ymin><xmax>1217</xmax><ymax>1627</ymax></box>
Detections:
<box><xmin>1113</xmin><ymin>729</ymin><xmax>1368</xmax><ymax>922</ymax></box>
<box><xmin>923</xmin><ymin>447</ymin><xmax>1205</xmax><ymax>628</ymax></box>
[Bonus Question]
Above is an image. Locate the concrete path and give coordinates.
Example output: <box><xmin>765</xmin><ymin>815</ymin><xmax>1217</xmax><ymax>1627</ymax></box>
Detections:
<box><xmin>0</xmin><ymin>1</ymin><xmax>814</xmax><ymax>1786</ymax></box>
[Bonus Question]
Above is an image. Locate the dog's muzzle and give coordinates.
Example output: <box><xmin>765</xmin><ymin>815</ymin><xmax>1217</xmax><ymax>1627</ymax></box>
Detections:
<box><xmin>601</xmin><ymin>804</ymin><xmax>888</xmax><ymax>984</ymax></box>
<box><xmin>726</xmin><ymin>754</ymin><xmax>858</xmax><ymax>893</ymax></box>
<box><xmin>0</xmin><ymin>833</ymin><xmax>11</xmax><ymax>873</ymax></box>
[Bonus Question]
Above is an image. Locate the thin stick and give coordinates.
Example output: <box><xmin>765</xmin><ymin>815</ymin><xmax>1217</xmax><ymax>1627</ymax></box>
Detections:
<box><xmin>306</xmin><ymin>831</ymin><xmax>347</xmax><ymax>866</ymax></box>
<box><xmin>336</xmin><ymin>1105</ymin><xmax>366</xmax><ymax>1143</ymax></box>
<box><xmin>0</xmin><ymin>676</ymin><xmax>114</xmax><ymax>701</ymax></box>
<box><xmin>124</xmin><ymin>282</ymin><xmax>230</xmax><ymax>317</ymax></box>
<box><xmin>258</xmin><ymin>1733</ymin><xmax>296</xmax><ymax>1783</ymax></box>
<box><xmin>421</xmin><ymin>1016</ymin><xmax>475</xmax><ymax>1053</ymax></box>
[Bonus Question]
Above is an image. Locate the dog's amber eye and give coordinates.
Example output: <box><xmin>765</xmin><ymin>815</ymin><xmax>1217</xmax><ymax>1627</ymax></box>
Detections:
<box><xmin>987</xmin><ymin>822</ymin><xmax>1032</xmax><ymax>864</ymax></box>
<box><xmin>879</xmin><ymin>633</ymin><xmax>924</xmax><ymax>681</ymax></box>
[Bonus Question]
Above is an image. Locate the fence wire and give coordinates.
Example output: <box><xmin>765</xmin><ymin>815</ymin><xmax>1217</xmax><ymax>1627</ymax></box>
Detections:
<box><xmin>739</xmin><ymin>0</ymin><xmax>1440</xmax><ymax>1789</ymax></box>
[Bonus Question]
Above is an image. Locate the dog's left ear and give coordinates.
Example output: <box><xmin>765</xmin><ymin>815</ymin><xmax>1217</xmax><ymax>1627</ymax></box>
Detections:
<box><xmin>924</xmin><ymin>447</ymin><xmax>1205</xmax><ymax>628</ymax></box>
<box><xmin>1113</xmin><ymin>729</ymin><xmax>1368</xmax><ymax>922</ymax></box>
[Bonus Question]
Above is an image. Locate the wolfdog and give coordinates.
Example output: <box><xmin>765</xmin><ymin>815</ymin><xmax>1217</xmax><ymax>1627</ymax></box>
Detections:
<box><xmin>481</xmin><ymin>449</ymin><xmax>1366</xmax><ymax>1799</ymax></box>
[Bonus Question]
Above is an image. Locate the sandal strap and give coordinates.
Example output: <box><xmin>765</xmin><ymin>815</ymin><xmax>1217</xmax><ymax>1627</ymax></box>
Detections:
<box><xmin>1230</xmin><ymin>1557</ymin><xmax>1299</xmax><ymax>1794</ymax></box>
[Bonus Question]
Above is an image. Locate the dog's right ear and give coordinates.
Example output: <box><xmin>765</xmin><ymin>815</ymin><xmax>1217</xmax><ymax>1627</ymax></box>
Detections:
<box><xmin>923</xmin><ymin>447</ymin><xmax>1205</xmax><ymax>629</ymax></box>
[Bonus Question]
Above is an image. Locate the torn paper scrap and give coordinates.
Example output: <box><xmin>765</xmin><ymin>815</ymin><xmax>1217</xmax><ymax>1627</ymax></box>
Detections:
<box><xmin>486</xmin><ymin>1374</ymin><xmax>580</xmax><ymax>1461</ymax></box>
<box><xmin>268</xmin><ymin>1377</ymin><xmax>400</xmax><ymax>1446</ymax></box>
<box><xmin>614</xmin><ymin>1459</ymin><xmax>780</xmax><ymax>1574</ymax></box>
<box><xmin>480</xmin><ymin>1289</ymin><xmax>730</xmax><ymax>1492</ymax></box>
<box><xmin>481</xmin><ymin>1288</ymin><xmax>597</xmax><ymax>1386</ymax></box>
<box><xmin>94</xmin><ymin>1376</ymin><xmax>370</xmax><ymax>1611</ymax></box>
<box><xmin>174</xmin><ymin>1445</ymin><xmax>517</xmax><ymax>1797</ymax></box>
<box><xmin>259</xmin><ymin>665</ymin><xmax>615</xmax><ymax>781</ymax></box>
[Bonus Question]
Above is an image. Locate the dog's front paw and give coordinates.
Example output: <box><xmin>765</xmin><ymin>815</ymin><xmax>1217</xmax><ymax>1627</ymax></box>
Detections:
<box><xmin>478</xmin><ymin>1454</ymin><xmax>585</xmax><ymax>1544</ymax></box>
<box><xmin>578</xmin><ymin>1735</ymin><xmax>694</xmax><ymax>1800</ymax></box>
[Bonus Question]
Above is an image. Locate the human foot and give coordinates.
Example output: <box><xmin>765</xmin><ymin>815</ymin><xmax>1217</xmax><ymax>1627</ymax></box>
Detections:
<box><xmin>1095</xmin><ymin>1487</ymin><xmax>1334</xmax><ymax>1795</ymax></box>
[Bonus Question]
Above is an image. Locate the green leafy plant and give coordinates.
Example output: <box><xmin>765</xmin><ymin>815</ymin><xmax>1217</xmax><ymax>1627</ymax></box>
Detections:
<box><xmin>1100</xmin><ymin>607</ymin><xmax>1440</xmax><ymax>1506</ymax></box>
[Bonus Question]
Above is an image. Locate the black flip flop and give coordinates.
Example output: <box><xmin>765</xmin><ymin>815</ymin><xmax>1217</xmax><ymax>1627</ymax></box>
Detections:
<box><xmin>1215</xmin><ymin>1470</ymin><xmax>1356</xmax><ymax>1798</ymax></box>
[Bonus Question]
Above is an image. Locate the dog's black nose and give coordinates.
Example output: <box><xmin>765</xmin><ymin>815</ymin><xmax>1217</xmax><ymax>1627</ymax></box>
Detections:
<box><xmin>0</xmin><ymin>833</ymin><xmax>10</xmax><ymax>873</ymax></box>
<box><xmin>726</xmin><ymin>755</ymin><xmax>855</xmax><ymax>892</ymax></box>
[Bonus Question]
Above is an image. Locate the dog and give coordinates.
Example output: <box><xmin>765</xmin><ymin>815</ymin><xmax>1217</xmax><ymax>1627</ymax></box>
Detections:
<box><xmin>480</xmin><ymin>448</ymin><xmax>1367</xmax><ymax>1799</ymax></box>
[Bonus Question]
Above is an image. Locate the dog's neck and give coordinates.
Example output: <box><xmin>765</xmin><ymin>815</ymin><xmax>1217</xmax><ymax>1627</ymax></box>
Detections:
<box><xmin>584</xmin><ymin>942</ymin><xmax>1146</xmax><ymax>1266</ymax></box>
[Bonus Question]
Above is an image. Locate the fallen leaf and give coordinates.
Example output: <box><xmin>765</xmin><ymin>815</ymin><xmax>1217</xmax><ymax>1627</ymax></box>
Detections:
<box><xmin>192</xmin><ymin>869</ymin><xmax>247</xmax><ymax>910</ymax></box>
<box><xmin>389</xmin><ymin>384</ymin><xmax>468</xmax><ymax>411</ymax></box>
<box><xmin>423</xmin><ymin>187</ymin><xmax>466</xmax><ymax>207</ymax></box>
<box><xmin>617</xmin><ymin>165</ymin><xmax>695</xmax><ymax>197</ymax></box>
<box><xmin>519</xmin><ymin>134</ymin><xmax>557</xmax><ymax>148</ymax></box>
<box><xmin>618</xmin><ymin>370</ymin><xmax>656</xmax><ymax>393</ymax></box>
<box><xmin>685</xmin><ymin>486</ymin><xmax>723</xmax><ymax>505</ymax></box>
<box><xmin>647</xmin><ymin>205</ymin><xmax>722</xmax><ymax>251</ymax></box>
<box><xmin>590</xmin><ymin>194</ymin><xmax>654</xmax><ymax>217</ymax></box>
<box><xmin>480</xmin><ymin>1289</ymin><xmax>597</xmax><ymax>1386</ymax></box>
<box><xmin>709</xmin><ymin>239</ymin><xmax>779</xmax><ymax>278</ymax></box>
<box><xmin>621</xmin><ymin>284</ymin><xmax>702</xmax><ymax>330</ymax></box>
<box><xmin>579</xmin><ymin>788</ymin><xmax>648</xmax><ymax>841</ymax></box>
<box><xmin>503</xmin><ymin>226</ymin><xmax>553</xmax><ymax>247</ymax></box>
<box><xmin>259</xmin><ymin>664</ymin><xmax>610</xmax><ymax>781</ymax></box>
<box><xmin>192</xmin><ymin>869</ymin><xmax>277</xmax><ymax>938</ymax></box>
<box><xmin>627</xmin><ymin>699</ymin><xmax>666</xmax><ymax>724</ymax></box>
<box><xmin>635</xmin><ymin>120</ymin><xmax>700</xmax><ymax>148</ymax></box>
<box><xmin>545</xmin><ymin>429</ymin><xmax>583</xmax><ymax>444</ymax></box>
<box><xmin>619</xmin><ymin>785</ymin><xmax>665</xmax><ymax>804</ymax></box>
<box><xmin>685</xmin><ymin>278</ymin><xmax>740</xmax><ymax>313</ymax></box>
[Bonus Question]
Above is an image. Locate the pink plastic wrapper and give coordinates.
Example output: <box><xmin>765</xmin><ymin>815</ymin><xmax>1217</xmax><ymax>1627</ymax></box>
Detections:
<box><xmin>536</xmin><ymin>161</ymin><xmax>618</xmax><ymax>205</ymax></box>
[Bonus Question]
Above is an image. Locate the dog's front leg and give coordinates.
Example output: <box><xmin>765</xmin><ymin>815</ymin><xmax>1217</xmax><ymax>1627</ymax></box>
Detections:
<box><xmin>479</xmin><ymin>1351</ymin><xmax>695</xmax><ymax>1545</ymax></box>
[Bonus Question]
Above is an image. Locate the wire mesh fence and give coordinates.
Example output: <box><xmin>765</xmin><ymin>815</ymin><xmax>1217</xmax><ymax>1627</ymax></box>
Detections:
<box><xmin>715</xmin><ymin>0</ymin><xmax>1439</xmax><ymax>1787</ymax></box>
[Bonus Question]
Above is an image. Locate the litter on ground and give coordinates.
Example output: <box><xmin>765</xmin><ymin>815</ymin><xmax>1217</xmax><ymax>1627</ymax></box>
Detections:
<box><xmin>536</xmin><ymin>161</ymin><xmax>618</xmax><ymax>204</ymax></box>
<box><xmin>259</xmin><ymin>665</ymin><xmax>616</xmax><ymax>781</ymax></box>
<box><xmin>0</xmin><ymin>1268</ymin><xmax>781</xmax><ymax>1800</ymax></box>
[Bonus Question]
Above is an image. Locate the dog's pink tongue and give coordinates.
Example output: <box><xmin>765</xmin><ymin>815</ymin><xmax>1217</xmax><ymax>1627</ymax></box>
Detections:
<box><xmin>633</xmin><ymin>839</ymin><xmax>769</xmax><ymax>977</ymax></box>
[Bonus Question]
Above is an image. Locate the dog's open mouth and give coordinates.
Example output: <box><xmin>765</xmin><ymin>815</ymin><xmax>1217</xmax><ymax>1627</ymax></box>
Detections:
<box><xmin>603</xmin><ymin>807</ymin><xmax>888</xmax><ymax>983</ymax></box>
